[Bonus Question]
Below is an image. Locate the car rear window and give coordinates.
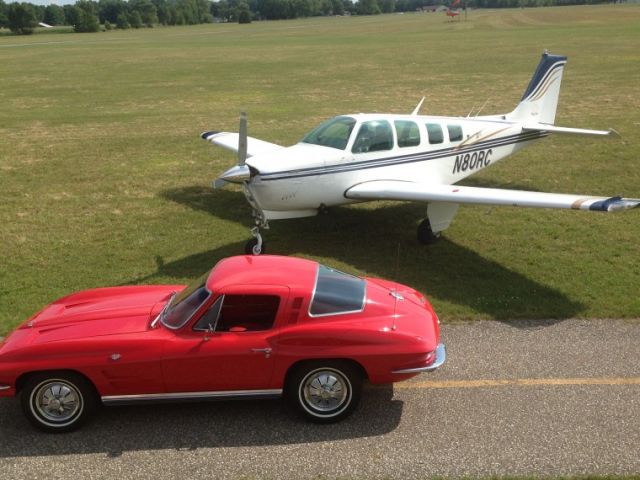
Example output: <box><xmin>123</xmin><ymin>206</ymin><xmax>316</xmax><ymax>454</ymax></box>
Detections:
<box><xmin>309</xmin><ymin>265</ymin><xmax>366</xmax><ymax>317</ymax></box>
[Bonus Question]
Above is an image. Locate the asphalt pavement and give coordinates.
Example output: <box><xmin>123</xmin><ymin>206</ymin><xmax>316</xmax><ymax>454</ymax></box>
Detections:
<box><xmin>0</xmin><ymin>319</ymin><xmax>638</xmax><ymax>479</ymax></box>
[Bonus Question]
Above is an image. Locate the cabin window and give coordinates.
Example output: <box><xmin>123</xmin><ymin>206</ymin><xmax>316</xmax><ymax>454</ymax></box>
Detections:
<box><xmin>301</xmin><ymin>116</ymin><xmax>356</xmax><ymax>150</ymax></box>
<box><xmin>352</xmin><ymin>120</ymin><xmax>393</xmax><ymax>154</ymax></box>
<box><xmin>426</xmin><ymin>123</ymin><xmax>444</xmax><ymax>144</ymax></box>
<box><xmin>394</xmin><ymin>120</ymin><xmax>421</xmax><ymax>148</ymax></box>
<box><xmin>309</xmin><ymin>265</ymin><xmax>366</xmax><ymax>317</ymax></box>
<box><xmin>447</xmin><ymin>124</ymin><xmax>463</xmax><ymax>142</ymax></box>
<box><xmin>193</xmin><ymin>295</ymin><xmax>280</xmax><ymax>332</ymax></box>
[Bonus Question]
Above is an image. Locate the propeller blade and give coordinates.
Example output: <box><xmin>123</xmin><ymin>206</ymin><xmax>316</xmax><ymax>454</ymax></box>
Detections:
<box><xmin>238</xmin><ymin>111</ymin><xmax>247</xmax><ymax>166</ymax></box>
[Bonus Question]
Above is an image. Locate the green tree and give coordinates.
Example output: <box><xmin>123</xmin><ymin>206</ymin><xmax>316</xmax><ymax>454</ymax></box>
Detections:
<box><xmin>44</xmin><ymin>4</ymin><xmax>65</xmax><ymax>25</ymax></box>
<box><xmin>356</xmin><ymin>0</ymin><xmax>381</xmax><ymax>14</ymax></box>
<box><xmin>115</xmin><ymin>11</ymin><xmax>130</xmax><ymax>27</ymax></box>
<box><xmin>130</xmin><ymin>0</ymin><xmax>158</xmax><ymax>26</ymax></box>
<box><xmin>237</xmin><ymin>0</ymin><xmax>251</xmax><ymax>21</ymax></box>
<box><xmin>7</xmin><ymin>3</ymin><xmax>37</xmax><ymax>35</ymax></box>
<box><xmin>0</xmin><ymin>0</ymin><xmax>9</xmax><ymax>28</ymax></box>
<box><xmin>379</xmin><ymin>0</ymin><xmax>395</xmax><ymax>12</ymax></box>
<box><xmin>74</xmin><ymin>8</ymin><xmax>100</xmax><ymax>31</ymax></box>
<box><xmin>63</xmin><ymin>4</ymin><xmax>82</xmax><ymax>26</ymax></box>
<box><xmin>128</xmin><ymin>9</ymin><xmax>143</xmax><ymax>27</ymax></box>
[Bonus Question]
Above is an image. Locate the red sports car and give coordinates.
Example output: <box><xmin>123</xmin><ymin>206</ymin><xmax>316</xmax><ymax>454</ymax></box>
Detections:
<box><xmin>0</xmin><ymin>255</ymin><xmax>445</xmax><ymax>432</ymax></box>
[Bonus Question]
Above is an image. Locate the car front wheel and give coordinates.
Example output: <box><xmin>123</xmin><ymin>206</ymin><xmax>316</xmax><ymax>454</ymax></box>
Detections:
<box><xmin>287</xmin><ymin>361</ymin><xmax>362</xmax><ymax>423</ymax></box>
<box><xmin>21</xmin><ymin>372</ymin><xmax>97</xmax><ymax>433</ymax></box>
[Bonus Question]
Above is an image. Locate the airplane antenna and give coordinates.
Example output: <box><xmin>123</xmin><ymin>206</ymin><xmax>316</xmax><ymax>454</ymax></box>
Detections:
<box><xmin>466</xmin><ymin>104</ymin><xmax>477</xmax><ymax>118</ymax></box>
<box><xmin>474</xmin><ymin>98</ymin><xmax>490</xmax><ymax>117</ymax></box>
<box><xmin>411</xmin><ymin>97</ymin><xmax>426</xmax><ymax>116</ymax></box>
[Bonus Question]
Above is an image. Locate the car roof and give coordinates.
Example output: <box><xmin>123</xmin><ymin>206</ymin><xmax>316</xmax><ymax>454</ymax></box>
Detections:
<box><xmin>206</xmin><ymin>255</ymin><xmax>319</xmax><ymax>292</ymax></box>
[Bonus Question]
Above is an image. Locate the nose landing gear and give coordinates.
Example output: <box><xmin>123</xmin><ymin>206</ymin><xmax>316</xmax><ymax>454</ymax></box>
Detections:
<box><xmin>245</xmin><ymin>225</ymin><xmax>266</xmax><ymax>255</ymax></box>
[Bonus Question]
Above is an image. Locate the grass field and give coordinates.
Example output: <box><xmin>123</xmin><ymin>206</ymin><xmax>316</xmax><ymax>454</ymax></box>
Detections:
<box><xmin>1</xmin><ymin>5</ymin><xmax>639</xmax><ymax>334</ymax></box>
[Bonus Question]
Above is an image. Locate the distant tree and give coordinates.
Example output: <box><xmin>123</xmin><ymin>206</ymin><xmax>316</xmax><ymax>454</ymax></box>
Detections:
<box><xmin>130</xmin><ymin>0</ymin><xmax>158</xmax><ymax>26</ymax></box>
<box><xmin>128</xmin><ymin>9</ymin><xmax>143</xmax><ymax>27</ymax></box>
<box><xmin>356</xmin><ymin>0</ymin><xmax>381</xmax><ymax>14</ymax></box>
<box><xmin>115</xmin><ymin>11</ymin><xmax>130</xmax><ymax>27</ymax></box>
<box><xmin>44</xmin><ymin>4</ymin><xmax>66</xmax><ymax>25</ymax></box>
<box><xmin>74</xmin><ymin>8</ymin><xmax>100</xmax><ymax>31</ymax></box>
<box><xmin>7</xmin><ymin>3</ymin><xmax>37</xmax><ymax>34</ymax></box>
<box><xmin>378</xmin><ymin>0</ymin><xmax>395</xmax><ymax>12</ymax></box>
<box><xmin>104</xmin><ymin>19</ymin><xmax>112</xmax><ymax>29</ymax></box>
<box><xmin>237</xmin><ymin>0</ymin><xmax>251</xmax><ymax>21</ymax></box>
<box><xmin>331</xmin><ymin>0</ymin><xmax>344</xmax><ymax>14</ymax></box>
<box><xmin>98</xmin><ymin>0</ymin><xmax>128</xmax><ymax>24</ymax></box>
<box><xmin>63</xmin><ymin>4</ymin><xmax>82</xmax><ymax>26</ymax></box>
<box><xmin>0</xmin><ymin>0</ymin><xmax>9</xmax><ymax>28</ymax></box>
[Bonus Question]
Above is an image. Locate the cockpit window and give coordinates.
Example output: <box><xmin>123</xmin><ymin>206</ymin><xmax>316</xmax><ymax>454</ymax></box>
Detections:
<box><xmin>352</xmin><ymin>120</ymin><xmax>393</xmax><ymax>154</ymax></box>
<box><xmin>301</xmin><ymin>116</ymin><xmax>356</xmax><ymax>150</ymax></box>
<box><xmin>309</xmin><ymin>265</ymin><xmax>366</xmax><ymax>317</ymax></box>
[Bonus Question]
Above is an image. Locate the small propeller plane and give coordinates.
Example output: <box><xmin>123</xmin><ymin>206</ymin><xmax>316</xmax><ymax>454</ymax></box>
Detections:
<box><xmin>201</xmin><ymin>52</ymin><xmax>639</xmax><ymax>255</ymax></box>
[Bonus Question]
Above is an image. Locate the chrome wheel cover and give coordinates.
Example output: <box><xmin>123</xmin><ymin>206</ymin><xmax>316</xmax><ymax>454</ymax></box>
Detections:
<box><xmin>300</xmin><ymin>368</ymin><xmax>351</xmax><ymax>417</ymax></box>
<box><xmin>30</xmin><ymin>379</ymin><xmax>83</xmax><ymax>427</ymax></box>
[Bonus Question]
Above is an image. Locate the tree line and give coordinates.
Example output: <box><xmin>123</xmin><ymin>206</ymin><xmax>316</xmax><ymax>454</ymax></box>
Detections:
<box><xmin>0</xmin><ymin>0</ymin><xmax>618</xmax><ymax>35</ymax></box>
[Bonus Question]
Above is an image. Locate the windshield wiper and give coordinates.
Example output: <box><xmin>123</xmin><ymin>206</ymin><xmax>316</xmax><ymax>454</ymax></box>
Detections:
<box><xmin>151</xmin><ymin>291</ymin><xmax>176</xmax><ymax>329</ymax></box>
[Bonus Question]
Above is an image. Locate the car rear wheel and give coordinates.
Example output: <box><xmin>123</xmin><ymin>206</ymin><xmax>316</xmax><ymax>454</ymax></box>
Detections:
<box><xmin>287</xmin><ymin>361</ymin><xmax>362</xmax><ymax>423</ymax></box>
<box><xmin>21</xmin><ymin>372</ymin><xmax>97</xmax><ymax>433</ymax></box>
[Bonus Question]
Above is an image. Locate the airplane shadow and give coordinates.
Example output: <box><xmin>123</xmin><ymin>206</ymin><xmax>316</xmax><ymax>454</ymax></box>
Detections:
<box><xmin>0</xmin><ymin>386</ymin><xmax>398</xmax><ymax>457</ymax></box>
<box><xmin>156</xmin><ymin>186</ymin><xmax>583</xmax><ymax>323</ymax></box>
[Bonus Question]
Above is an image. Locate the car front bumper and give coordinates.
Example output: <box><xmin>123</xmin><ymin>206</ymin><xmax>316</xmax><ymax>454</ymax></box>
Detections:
<box><xmin>392</xmin><ymin>343</ymin><xmax>446</xmax><ymax>374</ymax></box>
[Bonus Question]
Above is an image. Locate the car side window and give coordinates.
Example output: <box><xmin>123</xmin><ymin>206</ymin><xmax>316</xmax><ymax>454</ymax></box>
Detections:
<box><xmin>193</xmin><ymin>296</ymin><xmax>224</xmax><ymax>332</ymax></box>
<box><xmin>352</xmin><ymin>120</ymin><xmax>393</xmax><ymax>154</ymax></box>
<box><xmin>426</xmin><ymin>123</ymin><xmax>444</xmax><ymax>144</ymax></box>
<box><xmin>215</xmin><ymin>295</ymin><xmax>280</xmax><ymax>332</ymax></box>
<box><xmin>394</xmin><ymin>120</ymin><xmax>420</xmax><ymax>148</ymax></box>
<box><xmin>447</xmin><ymin>124</ymin><xmax>463</xmax><ymax>142</ymax></box>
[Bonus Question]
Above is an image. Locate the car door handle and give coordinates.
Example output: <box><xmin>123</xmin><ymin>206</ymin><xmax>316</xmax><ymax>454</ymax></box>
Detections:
<box><xmin>251</xmin><ymin>348</ymin><xmax>272</xmax><ymax>358</ymax></box>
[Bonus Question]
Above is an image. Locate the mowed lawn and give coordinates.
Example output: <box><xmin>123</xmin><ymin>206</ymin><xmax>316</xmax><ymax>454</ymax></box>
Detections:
<box><xmin>1</xmin><ymin>5</ymin><xmax>639</xmax><ymax>333</ymax></box>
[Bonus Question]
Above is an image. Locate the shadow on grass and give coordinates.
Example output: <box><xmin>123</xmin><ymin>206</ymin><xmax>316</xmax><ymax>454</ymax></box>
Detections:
<box><xmin>156</xmin><ymin>186</ymin><xmax>584</xmax><ymax>322</ymax></box>
<box><xmin>0</xmin><ymin>386</ymin><xmax>398</xmax><ymax>457</ymax></box>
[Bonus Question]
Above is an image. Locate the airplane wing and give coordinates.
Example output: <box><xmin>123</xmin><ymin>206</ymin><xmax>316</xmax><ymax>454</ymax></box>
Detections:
<box><xmin>345</xmin><ymin>180</ymin><xmax>640</xmax><ymax>212</ymax></box>
<box><xmin>201</xmin><ymin>131</ymin><xmax>284</xmax><ymax>157</ymax></box>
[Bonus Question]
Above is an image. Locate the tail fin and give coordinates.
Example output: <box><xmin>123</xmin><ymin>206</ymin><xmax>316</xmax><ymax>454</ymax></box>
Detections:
<box><xmin>508</xmin><ymin>52</ymin><xmax>567</xmax><ymax>125</ymax></box>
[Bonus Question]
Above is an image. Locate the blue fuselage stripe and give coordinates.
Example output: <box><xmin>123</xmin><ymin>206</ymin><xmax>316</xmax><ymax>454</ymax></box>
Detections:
<box><xmin>259</xmin><ymin>131</ymin><xmax>548</xmax><ymax>182</ymax></box>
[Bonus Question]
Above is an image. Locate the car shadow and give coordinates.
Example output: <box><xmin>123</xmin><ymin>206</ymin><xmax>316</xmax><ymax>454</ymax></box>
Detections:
<box><xmin>156</xmin><ymin>186</ymin><xmax>583</xmax><ymax>322</ymax></box>
<box><xmin>0</xmin><ymin>385</ymin><xmax>399</xmax><ymax>457</ymax></box>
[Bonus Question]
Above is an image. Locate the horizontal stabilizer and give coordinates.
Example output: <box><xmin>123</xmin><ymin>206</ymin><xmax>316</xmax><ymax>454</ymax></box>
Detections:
<box><xmin>522</xmin><ymin>124</ymin><xmax>616</xmax><ymax>136</ymax></box>
<box><xmin>201</xmin><ymin>131</ymin><xmax>284</xmax><ymax>157</ymax></box>
<box><xmin>345</xmin><ymin>180</ymin><xmax>640</xmax><ymax>212</ymax></box>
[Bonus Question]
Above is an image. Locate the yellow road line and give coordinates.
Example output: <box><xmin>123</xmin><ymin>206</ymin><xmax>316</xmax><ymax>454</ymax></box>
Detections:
<box><xmin>395</xmin><ymin>377</ymin><xmax>640</xmax><ymax>389</ymax></box>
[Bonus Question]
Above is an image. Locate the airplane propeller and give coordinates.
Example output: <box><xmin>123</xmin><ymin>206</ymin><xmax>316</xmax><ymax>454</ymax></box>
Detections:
<box><xmin>213</xmin><ymin>112</ymin><xmax>252</xmax><ymax>189</ymax></box>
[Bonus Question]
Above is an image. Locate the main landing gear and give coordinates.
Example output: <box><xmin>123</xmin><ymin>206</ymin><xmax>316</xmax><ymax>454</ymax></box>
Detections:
<box><xmin>417</xmin><ymin>218</ymin><xmax>441</xmax><ymax>245</ymax></box>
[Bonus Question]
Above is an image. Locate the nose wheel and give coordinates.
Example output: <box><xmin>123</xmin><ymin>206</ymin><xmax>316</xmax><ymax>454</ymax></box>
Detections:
<box><xmin>245</xmin><ymin>226</ymin><xmax>266</xmax><ymax>255</ymax></box>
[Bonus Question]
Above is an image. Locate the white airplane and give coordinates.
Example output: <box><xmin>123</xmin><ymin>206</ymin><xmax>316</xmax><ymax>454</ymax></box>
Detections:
<box><xmin>202</xmin><ymin>52</ymin><xmax>639</xmax><ymax>255</ymax></box>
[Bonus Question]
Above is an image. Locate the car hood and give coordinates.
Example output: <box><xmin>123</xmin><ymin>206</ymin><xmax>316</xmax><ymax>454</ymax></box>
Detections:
<box><xmin>12</xmin><ymin>285</ymin><xmax>183</xmax><ymax>346</ymax></box>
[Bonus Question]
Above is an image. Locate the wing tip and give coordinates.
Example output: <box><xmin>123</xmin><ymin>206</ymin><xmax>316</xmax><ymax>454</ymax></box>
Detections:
<box><xmin>201</xmin><ymin>131</ymin><xmax>220</xmax><ymax>140</ymax></box>
<box><xmin>589</xmin><ymin>196</ymin><xmax>640</xmax><ymax>212</ymax></box>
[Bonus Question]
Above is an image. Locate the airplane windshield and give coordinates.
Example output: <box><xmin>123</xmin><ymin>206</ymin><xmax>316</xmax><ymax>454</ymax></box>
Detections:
<box><xmin>300</xmin><ymin>116</ymin><xmax>356</xmax><ymax>150</ymax></box>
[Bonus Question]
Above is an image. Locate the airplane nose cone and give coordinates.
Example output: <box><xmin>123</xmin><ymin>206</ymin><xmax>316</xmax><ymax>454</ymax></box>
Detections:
<box><xmin>219</xmin><ymin>164</ymin><xmax>251</xmax><ymax>184</ymax></box>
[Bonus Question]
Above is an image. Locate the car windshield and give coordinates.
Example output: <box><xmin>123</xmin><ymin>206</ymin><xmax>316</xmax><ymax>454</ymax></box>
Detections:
<box><xmin>300</xmin><ymin>116</ymin><xmax>356</xmax><ymax>150</ymax></box>
<box><xmin>161</xmin><ymin>270</ymin><xmax>212</xmax><ymax>330</ymax></box>
<box><xmin>309</xmin><ymin>265</ymin><xmax>366</xmax><ymax>316</ymax></box>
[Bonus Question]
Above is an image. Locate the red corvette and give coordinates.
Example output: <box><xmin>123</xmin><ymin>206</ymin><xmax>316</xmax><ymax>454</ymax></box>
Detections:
<box><xmin>0</xmin><ymin>255</ymin><xmax>445</xmax><ymax>432</ymax></box>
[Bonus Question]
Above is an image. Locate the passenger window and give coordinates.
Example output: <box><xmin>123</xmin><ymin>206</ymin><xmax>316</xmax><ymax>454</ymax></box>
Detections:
<box><xmin>426</xmin><ymin>123</ymin><xmax>444</xmax><ymax>144</ymax></box>
<box><xmin>352</xmin><ymin>120</ymin><xmax>393</xmax><ymax>154</ymax></box>
<box><xmin>394</xmin><ymin>120</ymin><xmax>420</xmax><ymax>148</ymax></box>
<box><xmin>447</xmin><ymin>125</ymin><xmax>463</xmax><ymax>142</ymax></box>
<box><xmin>215</xmin><ymin>295</ymin><xmax>280</xmax><ymax>332</ymax></box>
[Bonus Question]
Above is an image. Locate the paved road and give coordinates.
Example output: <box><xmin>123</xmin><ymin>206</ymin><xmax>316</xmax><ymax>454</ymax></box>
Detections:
<box><xmin>1</xmin><ymin>319</ymin><xmax>638</xmax><ymax>479</ymax></box>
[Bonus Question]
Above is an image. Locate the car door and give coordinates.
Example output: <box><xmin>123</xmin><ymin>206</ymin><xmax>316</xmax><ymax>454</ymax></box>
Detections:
<box><xmin>161</xmin><ymin>285</ymin><xmax>289</xmax><ymax>393</ymax></box>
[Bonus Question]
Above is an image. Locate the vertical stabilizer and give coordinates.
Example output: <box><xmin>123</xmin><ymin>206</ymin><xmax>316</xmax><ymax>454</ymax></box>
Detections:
<box><xmin>508</xmin><ymin>52</ymin><xmax>567</xmax><ymax>125</ymax></box>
